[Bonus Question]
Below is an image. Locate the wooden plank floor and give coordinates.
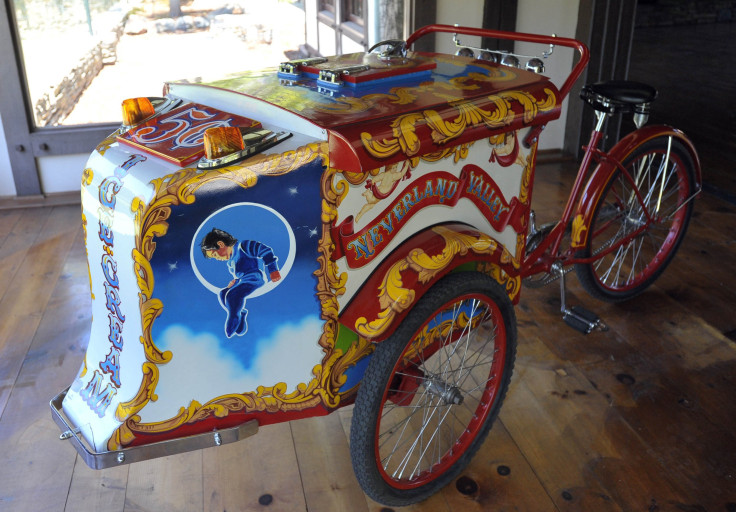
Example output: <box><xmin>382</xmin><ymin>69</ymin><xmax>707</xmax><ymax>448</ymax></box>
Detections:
<box><xmin>0</xmin><ymin>157</ymin><xmax>734</xmax><ymax>511</ymax></box>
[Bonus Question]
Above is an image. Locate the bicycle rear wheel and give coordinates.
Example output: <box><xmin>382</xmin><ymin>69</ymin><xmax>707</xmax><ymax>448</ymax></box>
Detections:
<box><xmin>349</xmin><ymin>273</ymin><xmax>516</xmax><ymax>506</ymax></box>
<box><xmin>575</xmin><ymin>136</ymin><xmax>696</xmax><ymax>302</ymax></box>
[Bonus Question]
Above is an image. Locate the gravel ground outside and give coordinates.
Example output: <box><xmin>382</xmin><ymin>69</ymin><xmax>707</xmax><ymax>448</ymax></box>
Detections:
<box><xmin>18</xmin><ymin>0</ymin><xmax>306</xmax><ymax>127</ymax></box>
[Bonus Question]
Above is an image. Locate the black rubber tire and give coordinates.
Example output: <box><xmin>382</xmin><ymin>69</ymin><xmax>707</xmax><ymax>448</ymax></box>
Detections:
<box><xmin>575</xmin><ymin>136</ymin><xmax>696</xmax><ymax>302</ymax></box>
<box><xmin>349</xmin><ymin>272</ymin><xmax>517</xmax><ymax>506</ymax></box>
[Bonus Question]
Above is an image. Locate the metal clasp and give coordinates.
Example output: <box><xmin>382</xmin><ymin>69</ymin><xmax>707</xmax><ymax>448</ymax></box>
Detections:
<box><xmin>278</xmin><ymin>57</ymin><xmax>328</xmax><ymax>77</ymax></box>
<box><xmin>318</xmin><ymin>65</ymin><xmax>370</xmax><ymax>86</ymax></box>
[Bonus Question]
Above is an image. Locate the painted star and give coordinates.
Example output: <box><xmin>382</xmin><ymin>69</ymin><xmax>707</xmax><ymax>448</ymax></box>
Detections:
<box><xmin>308</xmin><ymin>226</ymin><xmax>318</xmax><ymax>238</ymax></box>
<box><xmin>288</xmin><ymin>186</ymin><xmax>299</xmax><ymax>196</ymax></box>
<box><xmin>168</xmin><ymin>262</ymin><xmax>178</xmax><ymax>272</ymax></box>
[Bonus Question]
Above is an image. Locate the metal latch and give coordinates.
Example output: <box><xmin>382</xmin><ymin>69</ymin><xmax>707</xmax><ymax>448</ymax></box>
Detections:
<box><xmin>318</xmin><ymin>65</ymin><xmax>370</xmax><ymax>86</ymax></box>
<box><xmin>278</xmin><ymin>57</ymin><xmax>328</xmax><ymax>77</ymax></box>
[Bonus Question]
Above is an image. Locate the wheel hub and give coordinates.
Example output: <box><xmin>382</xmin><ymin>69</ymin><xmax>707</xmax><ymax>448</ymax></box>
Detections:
<box><xmin>624</xmin><ymin>214</ymin><xmax>646</xmax><ymax>230</ymax></box>
<box><xmin>422</xmin><ymin>375</ymin><xmax>464</xmax><ymax>405</ymax></box>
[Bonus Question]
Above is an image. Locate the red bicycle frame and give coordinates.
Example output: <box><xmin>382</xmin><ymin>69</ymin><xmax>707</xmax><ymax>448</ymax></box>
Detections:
<box><xmin>407</xmin><ymin>25</ymin><xmax>700</xmax><ymax>281</ymax></box>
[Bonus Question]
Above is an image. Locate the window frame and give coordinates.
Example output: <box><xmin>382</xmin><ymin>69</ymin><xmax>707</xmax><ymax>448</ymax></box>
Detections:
<box><xmin>319</xmin><ymin>0</ymin><xmax>336</xmax><ymax>15</ymax></box>
<box><xmin>313</xmin><ymin>0</ymin><xmax>367</xmax><ymax>55</ymax></box>
<box><xmin>0</xmin><ymin>0</ymin><xmax>133</xmax><ymax>196</ymax></box>
<box><xmin>344</xmin><ymin>0</ymin><xmax>364</xmax><ymax>26</ymax></box>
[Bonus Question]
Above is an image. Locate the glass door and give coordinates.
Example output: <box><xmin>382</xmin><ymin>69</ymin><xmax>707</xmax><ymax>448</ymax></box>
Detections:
<box><xmin>10</xmin><ymin>0</ymin><xmax>307</xmax><ymax>128</ymax></box>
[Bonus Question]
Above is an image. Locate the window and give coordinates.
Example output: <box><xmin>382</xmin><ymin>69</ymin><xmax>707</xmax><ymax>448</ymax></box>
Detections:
<box><xmin>345</xmin><ymin>0</ymin><xmax>364</xmax><ymax>25</ymax></box>
<box><xmin>310</xmin><ymin>0</ymin><xmax>367</xmax><ymax>56</ymax></box>
<box><xmin>10</xmin><ymin>0</ymin><xmax>306</xmax><ymax>128</ymax></box>
<box><xmin>320</xmin><ymin>0</ymin><xmax>336</xmax><ymax>15</ymax></box>
<box><xmin>1</xmin><ymin>0</ymin><xmax>308</xmax><ymax>195</ymax></box>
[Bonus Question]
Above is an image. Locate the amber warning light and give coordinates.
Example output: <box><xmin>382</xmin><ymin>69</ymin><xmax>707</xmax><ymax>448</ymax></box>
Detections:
<box><xmin>203</xmin><ymin>126</ymin><xmax>246</xmax><ymax>160</ymax></box>
<box><xmin>198</xmin><ymin>127</ymin><xmax>293</xmax><ymax>169</ymax></box>
<box><xmin>121</xmin><ymin>97</ymin><xmax>155</xmax><ymax>127</ymax></box>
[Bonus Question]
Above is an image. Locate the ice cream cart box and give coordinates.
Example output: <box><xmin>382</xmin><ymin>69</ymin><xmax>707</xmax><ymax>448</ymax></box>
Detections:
<box><xmin>54</xmin><ymin>29</ymin><xmax>561</xmax><ymax>471</ymax></box>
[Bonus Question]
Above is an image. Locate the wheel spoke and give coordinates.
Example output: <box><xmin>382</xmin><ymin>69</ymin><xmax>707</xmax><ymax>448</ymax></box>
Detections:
<box><xmin>352</xmin><ymin>274</ymin><xmax>514</xmax><ymax>505</ymax></box>
<box><xmin>392</xmin><ymin>395</ymin><xmax>445</xmax><ymax>479</ymax></box>
<box><xmin>406</xmin><ymin>403</ymin><xmax>456</xmax><ymax>479</ymax></box>
<box><xmin>577</xmin><ymin>139</ymin><xmax>693</xmax><ymax>299</ymax></box>
<box><xmin>381</xmin><ymin>392</ymin><xmax>434</xmax><ymax>470</ymax></box>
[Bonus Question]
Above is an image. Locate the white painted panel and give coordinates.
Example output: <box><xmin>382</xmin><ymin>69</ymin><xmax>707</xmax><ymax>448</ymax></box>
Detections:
<box><xmin>0</xmin><ymin>114</ymin><xmax>17</xmax><ymax>197</ymax></box>
<box><xmin>516</xmin><ymin>0</ymin><xmax>580</xmax><ymax>150</ymax></box>
<box><xmin>319</xmin><ymin>22</ymin><xmax>337</xmax><ymax>55</ymax></box>
<box><xmin>305</xmin><ymin>0</ymin><xmax>319</xmax><ymax>50</ymax></box>
<box><xmin>37</xmin><ymin>153</ymin><xmax>88</xmax><ymax>194</ymax></box>
<box><xmin>435</xmin><ymin>0</ymin><xmax>484</xmax><ymax>54</ymax></box>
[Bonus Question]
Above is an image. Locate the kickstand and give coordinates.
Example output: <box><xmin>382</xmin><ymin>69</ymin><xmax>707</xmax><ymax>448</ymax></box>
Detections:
<box><xmin>554</xmin><ymin>263</ymin><xmax>608</xmax><ymax>334</ymax></box>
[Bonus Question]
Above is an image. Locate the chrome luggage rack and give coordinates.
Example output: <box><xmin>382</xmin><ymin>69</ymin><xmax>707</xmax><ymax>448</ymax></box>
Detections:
<box><xmin>453</xmin><ymin>29</ymin><xmax>556</xmax><ymax>73</ymax></box>
<box><xmin>50</xmin><ymin>388</ymin><xmax>258</xmax><ymax>469</ymax></box>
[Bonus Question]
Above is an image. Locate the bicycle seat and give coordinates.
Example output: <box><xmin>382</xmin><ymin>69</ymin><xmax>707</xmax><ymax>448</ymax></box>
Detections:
<box><xmin>581</xmin><ymin>80</ymin><xmax>657</xmax><ymax>114</ymax></box>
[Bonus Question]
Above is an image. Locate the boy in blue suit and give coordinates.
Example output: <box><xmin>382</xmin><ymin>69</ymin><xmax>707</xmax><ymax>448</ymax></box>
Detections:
<box><xmin>201</xmin><ymin>228</ymin><xmax>281</xmax><ymax>338</ymax></box>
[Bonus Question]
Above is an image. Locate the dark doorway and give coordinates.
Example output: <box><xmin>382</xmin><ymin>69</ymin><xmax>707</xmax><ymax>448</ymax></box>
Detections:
<box><xmin>628</xmin><ymin>5</ymin><xmax>736</xmax><ymax>202</ymax></box>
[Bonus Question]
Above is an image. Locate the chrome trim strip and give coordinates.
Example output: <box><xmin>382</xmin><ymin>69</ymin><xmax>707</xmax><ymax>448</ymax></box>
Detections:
<box><xmin>50</xmin><ymin>388</ymin><xmax>258</xmax><ymax>469</ymax></box>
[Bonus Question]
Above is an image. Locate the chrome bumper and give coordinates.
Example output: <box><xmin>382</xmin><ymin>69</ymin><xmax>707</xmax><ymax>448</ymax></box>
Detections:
<box><xmin>50</xmin><ymin>388</ymin><xmax>259</xmax><ymax>469</ymax></box>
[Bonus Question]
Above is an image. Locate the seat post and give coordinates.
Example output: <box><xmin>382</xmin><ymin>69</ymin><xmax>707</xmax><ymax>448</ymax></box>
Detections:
<box><xmin>594</xmin><ymin>110</ymin><xmax>607</xmax><ymax>133</ymax></box>
<box><xmin>582</xmin><ymin>110</ymin><xmax>607</xmax><ymax>163</ymax></box>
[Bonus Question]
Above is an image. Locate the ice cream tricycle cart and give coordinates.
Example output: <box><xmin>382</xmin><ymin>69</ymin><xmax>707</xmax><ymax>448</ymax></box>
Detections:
<box><xmin>51</xmin><ymin>25</ymin><xmax>700</xmax><ymax>506</ymax></box>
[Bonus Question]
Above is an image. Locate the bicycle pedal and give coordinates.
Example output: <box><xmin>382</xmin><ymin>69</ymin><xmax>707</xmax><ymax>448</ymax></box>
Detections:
<box><xmin>563</xmin><ymin>306</ymin><xmax>608</xmax><ymax>334</ymax></box>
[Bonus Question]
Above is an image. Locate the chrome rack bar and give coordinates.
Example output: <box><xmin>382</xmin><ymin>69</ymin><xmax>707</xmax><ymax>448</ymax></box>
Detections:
<box><xmin>50</xmin><ymin>388</ymin><xmax>258</xmax><ymax>470</ymax></box>
<box><xmin>452</xmin><ymin>30</ymin><xmax>556</xmax><ymax>61</ymax></box>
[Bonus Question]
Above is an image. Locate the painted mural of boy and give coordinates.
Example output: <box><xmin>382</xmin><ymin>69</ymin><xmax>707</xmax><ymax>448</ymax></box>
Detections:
<box><xmin>201</xmin><ymin>228</ymin><xmax>281</xmax><ymax>338</ymax></box>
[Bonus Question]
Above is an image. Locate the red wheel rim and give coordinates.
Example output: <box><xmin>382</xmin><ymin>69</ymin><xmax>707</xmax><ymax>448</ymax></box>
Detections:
<box><xmin>374</xmin><ymin>293</ymin><xmax>507</xmax><ymax>489</ymax></box>
<box><xmin>590</xmin><ymin>149</ymin><xmax>690</xmax><ymax>292</ymax></box>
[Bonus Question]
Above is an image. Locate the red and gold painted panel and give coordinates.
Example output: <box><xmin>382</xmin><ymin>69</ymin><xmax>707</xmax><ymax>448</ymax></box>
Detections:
<box><xmin>204</xmin><ymin>53</ymin><xmax>560</xmax><ymax>131</ymax></box>
<box><xmin>330</xmin><ymin>129</ymin><xmax>538</xmax><ymax>345</ymax></box>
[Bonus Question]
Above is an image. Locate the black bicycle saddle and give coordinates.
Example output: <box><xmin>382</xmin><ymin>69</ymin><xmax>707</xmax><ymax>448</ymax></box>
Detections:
<box><xmin>581</xmin><ymin>80</ymin><xmax>657</xmax><ymax>114</ymax></box>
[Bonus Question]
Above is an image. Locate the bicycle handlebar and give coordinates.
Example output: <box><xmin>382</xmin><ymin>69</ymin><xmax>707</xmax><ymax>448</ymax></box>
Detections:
<box><xmin>406</xmin><ymin>24</ymin><xmax>590</xmax><ymax>102</ymax></box>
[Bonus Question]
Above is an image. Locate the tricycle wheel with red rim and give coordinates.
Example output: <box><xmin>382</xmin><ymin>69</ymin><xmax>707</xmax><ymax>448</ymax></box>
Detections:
<box><xmin>575</xmin><ymin>136</ymin><xmax>696</xmax><ymax>302</ymax></box>
<box><xmin>349</xmin><ymin>272</ymin><xmax>516</xmax><ymax>506</ymax></box>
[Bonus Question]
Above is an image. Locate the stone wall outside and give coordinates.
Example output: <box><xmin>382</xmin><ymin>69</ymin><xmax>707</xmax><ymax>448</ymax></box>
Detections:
<box><xmin>35</xmin><ymin>18</ymin><xmax>125</xmax><ymax>126</ymax></box>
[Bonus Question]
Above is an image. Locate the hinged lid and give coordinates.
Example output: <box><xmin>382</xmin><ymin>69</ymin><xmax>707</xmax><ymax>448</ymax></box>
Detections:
<box><xmin>278</xmin><ymin>52</ymin><xmax>437</xmax><ymax>88</ymax></box>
